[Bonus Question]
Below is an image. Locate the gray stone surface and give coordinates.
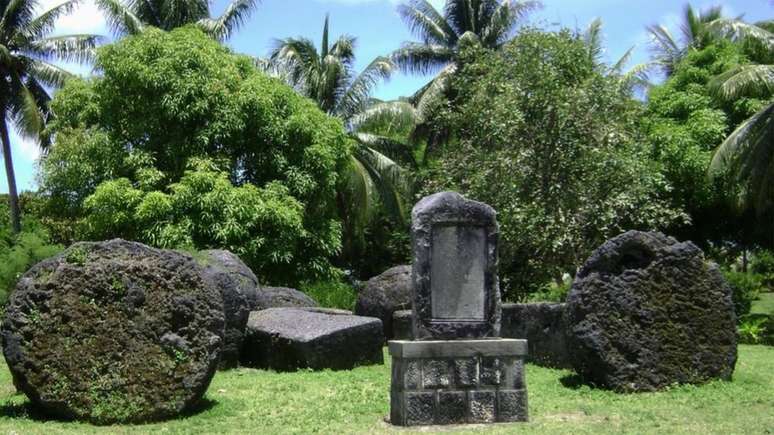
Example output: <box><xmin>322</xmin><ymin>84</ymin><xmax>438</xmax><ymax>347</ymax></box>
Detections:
<box><xmin>501</xmin><ymin>303</ymin><xmax>571</xmax><ymax>368</ymax></box>
<box><xmin>254</xmin><ymin>286</ymin><xmax>318</xmax><ymax>310</ymax></box>
<box><xmin>392</xmin><ymin>309</ymin><xmax>413</xmax><ymax>340</ymax></box>
<box><xmin>389</xmin><ymin>342</ymin><xmax>529</xmax><ymax>426</ymax></box>
<box><xmin>1</xmin><ymin>239</ymin><xmax>224</xmax><ymax>424</ymax></box>
<box><xmin>200</xmin><ymin>250</ymin><xmax>261</xmax><ymax>369</ymax></box>
<box><xmin>354</xmin><ymin>265</ymin><xmax>411</xmax><ymax>340</ymax></box>
<box><xmin>388</xmin><ymin>339</ymin><xmax>527</xmax><ymax>358</ymax></box>
<box><xmin>411</xmin><ymin>192</ymin><xmax>501</xmax><ymax>340</ymax></box>
<box><xmin>241</xmin><ymin>308</ymin><xmax>383</xmax><ymax>370</ymax></box>
<box><xmin>430</xmin><ymin>226</ymin><xmax>486</xmax><ymax>320</ymax></box>
<box><xmin>565</xmin><ymin>231</ymin><xmax>737</xmax><ymax>392</ymax></box>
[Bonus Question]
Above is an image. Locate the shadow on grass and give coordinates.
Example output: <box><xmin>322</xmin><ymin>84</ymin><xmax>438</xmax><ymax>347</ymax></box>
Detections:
<box><xmin>0</xmin><ymin>396</ymin><xmax>219</xmax><ymax>424</ymax></box>
<box><xmin>559</xmin><ymin>374</ymin><xmax>587</xmax><ymax>390</ymax></box>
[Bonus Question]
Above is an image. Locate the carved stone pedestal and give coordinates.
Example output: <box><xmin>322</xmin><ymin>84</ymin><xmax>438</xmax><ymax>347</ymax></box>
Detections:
<box><xmin>389</xmin><ymin>339</ymin><xmax>528</xmax><ymax>426</ymax></box>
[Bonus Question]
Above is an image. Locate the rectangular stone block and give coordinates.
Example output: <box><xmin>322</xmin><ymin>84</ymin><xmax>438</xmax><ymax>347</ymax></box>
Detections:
<box><xmin>480</xmin><ymin>357</ymin><xmax>501</xmax><ymax>386</ymax></box>
<box><xmin>497</xmin><ymin>389</ymin><xmax>528</xmax><ymax>422</ymax></box>
<box><xmin>389</xmin><ymin>339</ymin><xmax>527</xmax><ymax>359</ymax></box>
<box><xmin>453</xmin><ymin>358</ymin><xmax>478</xmax><ymax>387</ymax></box>
<box><xmin>502</xmin><ymin>358</ymin><xmax>525</xmax><ymax>389</ymax></box>
<box><xmin>405</xmin><ymin>392</ymin><xmax>435</xmax><ymax>426</ymax></box>
<box><xmin>390</xmin><ymin>391</ymin><xmax>403</xmax><ymax>425</ymax></box>
<box><xmin>404</xmin><ymin>360</ymin><xmax>420</xmax><ymax>390</ymax></box>
<box><xmin>422</xmin><ymin>359</ymin><xmax>450</xmax><ymax>389</ymax></box>
<box><xmin>437</xmin><ymin>391</ymin><xmax>466</xmax><ymax>425</ymax></box>
<box><xmin>469</xmin><ymin>391</ymin><xmax>496</xmax><ymax>423</ymax></box>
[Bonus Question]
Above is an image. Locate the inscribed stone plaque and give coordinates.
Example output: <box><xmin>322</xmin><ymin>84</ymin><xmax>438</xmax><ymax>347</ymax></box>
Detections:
<box><xmin>431</xmin><ymin>226</ymin><xmax>486</xmax><ymax>320</ymax></box>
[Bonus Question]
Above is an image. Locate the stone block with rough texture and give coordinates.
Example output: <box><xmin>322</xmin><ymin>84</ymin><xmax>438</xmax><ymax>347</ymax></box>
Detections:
<box><xmin>242</xmin><ymin>308</ymin><xmax>383</xmax><ymax>370</ymax></box>
<box><xmin>389</xmin><ymin>339</ymin><xmax>528</xmax><ymax>426</ymax></box>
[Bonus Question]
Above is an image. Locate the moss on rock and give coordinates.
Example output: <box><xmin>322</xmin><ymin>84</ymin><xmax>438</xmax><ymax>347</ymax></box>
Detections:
<box><xmin>1</xmin><ymin>239</ymin><xmax>224</xmax><ymax>424</ymax></box>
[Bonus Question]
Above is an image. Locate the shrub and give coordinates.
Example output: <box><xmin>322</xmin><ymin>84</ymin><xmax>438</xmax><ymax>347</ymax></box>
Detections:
<box><xmin>300</xmin><ymin>280</ymin><xmax>358</xmax><ymax>311</ymax></box>
<box><xmin>723</xmin><ymin>270</ymin><xmax>763</xmax><ymax>319</ymax></box>
<box><xmin>0</xmin><ymin>201</ymin><xmax>63</xmax><ymax>305</ymax></box>
<box><xmin>751</xmin><ymin>250</ymin><xmax>774</xmax><ymax>289</ymax></box>
<box><xmin>738</xmin><ymin>314</ymin><xmax>773</xmax><ymax>345</ymax></box>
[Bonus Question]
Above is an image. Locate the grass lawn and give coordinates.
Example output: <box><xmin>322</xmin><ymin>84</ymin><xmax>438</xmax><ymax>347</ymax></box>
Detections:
<box><xmin>751</xmin><ymin>292</ymin><xmax>774</xmax><ymax>316</ymax></box>
<box><xmin>0</xmin><ymin>345</ymin><xmax>771</xmax><ymax>434</ymax></box>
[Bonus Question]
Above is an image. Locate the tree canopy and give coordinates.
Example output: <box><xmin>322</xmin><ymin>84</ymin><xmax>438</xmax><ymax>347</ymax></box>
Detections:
<box><xmin>39</xmin><ymin>26</ymin><xmax>351</xmax><ymax>285</ymax></box>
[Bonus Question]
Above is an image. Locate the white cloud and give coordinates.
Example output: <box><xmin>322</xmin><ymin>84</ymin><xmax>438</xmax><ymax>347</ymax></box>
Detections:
<box><xmin>36</xmin><ymin>0</ymin><xmax>108</xmax><ymax>36</ymax></box>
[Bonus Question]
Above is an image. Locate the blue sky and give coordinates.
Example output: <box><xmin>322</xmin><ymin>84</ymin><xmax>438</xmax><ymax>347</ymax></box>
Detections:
<box><xmin>2</xmin><ymin>0</ymin><xmax>772</xmax><ymax>193</ymax></box>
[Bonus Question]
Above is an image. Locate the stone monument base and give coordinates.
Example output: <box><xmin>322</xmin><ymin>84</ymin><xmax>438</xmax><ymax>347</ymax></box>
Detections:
<box><xmin>388</xmin><ymin>339</ymin><xmax>528</xmax><ymax>426</ymax></box>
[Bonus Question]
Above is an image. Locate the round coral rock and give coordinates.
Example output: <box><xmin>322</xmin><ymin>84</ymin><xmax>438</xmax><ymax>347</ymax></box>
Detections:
<box><xmin>565</xmin><ymin>231</ymin><xmax>737</xmax><ymax>392</ymax></box>
<box><xmin>1</xmin><ymin>240</ymin><xmax>224</xmax><ymax>424</ymax></box>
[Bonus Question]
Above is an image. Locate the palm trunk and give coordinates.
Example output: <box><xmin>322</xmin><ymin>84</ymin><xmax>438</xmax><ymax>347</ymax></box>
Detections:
<box><xmin>0</xmin><ymin>119</ymin><xmax>22</xmax><ymax>234</ymax></box>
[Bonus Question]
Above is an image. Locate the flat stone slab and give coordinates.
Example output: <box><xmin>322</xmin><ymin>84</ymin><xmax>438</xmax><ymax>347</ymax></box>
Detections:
<box><xmin>242</xmin><ymin>308</ymin><xmax>384</xmax><ymax>370</ymax></box>
<box><xmin>389</xmin><ymin>339</ymin><xmax>527</xmax><ymax>359</ymax></box>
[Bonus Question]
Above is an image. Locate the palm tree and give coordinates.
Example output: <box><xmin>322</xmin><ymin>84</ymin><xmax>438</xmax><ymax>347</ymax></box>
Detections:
<box><xmin>707</xmin><ymin>22</ymin><xmax>774</xmax><ymax>226</ymax></box>
<box><xmin>646</xmin><ymin>4</ymin><xmax>724</xmax><ymax>76</ymax></box>
<box><xmin>270</xmin><ymin>15</ymin><xmax>411</xmax><ymax>255</ymax></box>
<box><xmin>96</xmin><ymin>0</ymin><xmax>258</xmax><ymax>41</ymax></box>
<box><xmin>1</xmin><ymin>0</ymin><xmax>102</xmax><ymax>233</ymax></box>
<box><xmin>393</xmin><ymin>0</ymin><xmax>539</xmax><ymax>119</ymax></box>
<box><xmin>584</xmin><ymin>18</ymin><xmax>653</xmax><ymax>93</ymax></box>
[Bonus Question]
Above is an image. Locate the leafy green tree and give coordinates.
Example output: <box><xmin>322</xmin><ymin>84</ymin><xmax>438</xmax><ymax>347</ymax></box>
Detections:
<box><xmin>39</xmin><ymin>27</ymin><xmax>351</xmax><ymax>284</ymax></box>
<box><xmin>96</xmin><ymin>0</ymin><xmax>258</xmax><ymax>40</ymax></box>
<box><xmin>425</xmin><ymin>29</ymin><xmax>683</xmax><ymax>300</ymax></box>
<box><xmin>0</xmin><ymin>0</ymin><xmax>101</xmax><ymax>233</ymax></box>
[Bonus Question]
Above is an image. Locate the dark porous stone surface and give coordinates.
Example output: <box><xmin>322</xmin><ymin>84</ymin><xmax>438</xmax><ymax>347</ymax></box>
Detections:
<box><xmin>199</xmin><ymin>250</ymin><xmax>261</xmax><ymax>369</ymax></box>
<box><xmin>241</xmin><ymin>308</ymin><xmax>383</xmax><ymax>370</ymax></box>
<box><xmin>354</xmin><ymin>265</ymin><xmax>411</xmax><ymax>340</ymax></box>
<box><xmin>254</xmin><ymin>287</ymin><xmax>318</xmax><ymax>310</ymax></box>
<box><xmin>392</xmin><ymin>309</ymin><xmax>413</xmax><ymax>340</ymax></box>
<box><xmin>411</xmin><ymin>192</ymin><xmax>501</xmax><ymax>340</ymax></box>
<box><xmin>501</xmin><ymin>303</ymin><xmax>571</xmax><ymax>368</ymax></box>
<box><xmin>565</xmin><ymin>231</ymin><xmax>737</xmax><ymax>392</ymax></box>
<box><xmin>1</xmin><ymin>240</ymin><xmax>224</xmax><ymax>424</ymax></box>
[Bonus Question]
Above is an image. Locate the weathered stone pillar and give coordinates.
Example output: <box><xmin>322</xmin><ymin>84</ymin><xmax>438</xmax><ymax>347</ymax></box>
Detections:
<box><xmin>389</xmin><ymin>192</ymin><xmax>528</xmax><ymax>426</ymax></box>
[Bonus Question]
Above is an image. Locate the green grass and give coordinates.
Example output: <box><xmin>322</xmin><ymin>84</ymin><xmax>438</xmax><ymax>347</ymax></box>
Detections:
<box><xmin>300</xmin><ymin>280</ymin><xmax>358</xmax><ymax>311</ymax></box>
<box><xmin>0</xmin><ymin>345</ymin><xmax>772</xmax><ymax>434</ymax></box>
<box><xmin>751</xmin><ymin>292</ymin><xmax>774</xmax><ymax>316</ymax></box>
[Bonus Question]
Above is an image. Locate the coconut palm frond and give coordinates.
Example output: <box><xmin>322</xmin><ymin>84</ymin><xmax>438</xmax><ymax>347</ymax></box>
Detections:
<box><xmin>391</xmin><ymin>42</ymin><xmax>455</xmax><ymax>75</ymax></box>
<box><xmin>709</xmin><ymin>64</ymin><xmax>774</xmax><ymax>101</ymax></box>
<box><xmin>705</xmin><ymin>18</ymin><xmax>774</xmax><ymax>51</ymax></box>
<box><xmin>94</xmin><ymin>0</ymin><xmax>145</xmax><ymax>36</ymax></box>
<box><xmin>709</xmin><ymin>102</ymin><xmax>774</xmax><ymax>214</ymax></box>
<box><xmin>26</xmin><ymin>34</ymin><xmax>103</xmax><ymax>63</ymax></box>
<box><xmin>397</xmin><ymin>0</ymin><xmax>456</xmax><ymax>46</ymax></box>
<box><xmin>197</xmin><ymin>0</ymin><xmax>258</xmax><ymax>42</ymax></box>
<box><xmin>349</xmin><ymin>100</ymin><xmax>420</xmax><ymax>135</ymax></box>
<box><xmin>337</xmin><ymin>56</ymin><xmax>394</xmax><ymax>122</ymax></box>
<box><xmin>481</xmin><ymin>0</ymin><xmax>540</xmax><ymax>47</ymax></box>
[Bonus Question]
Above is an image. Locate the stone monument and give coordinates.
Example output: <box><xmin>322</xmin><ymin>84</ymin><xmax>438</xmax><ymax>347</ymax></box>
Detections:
<box><xmin>389</xmin><ymin>192</ymin><xmax>529</xmax><ymax>426</ymax></box>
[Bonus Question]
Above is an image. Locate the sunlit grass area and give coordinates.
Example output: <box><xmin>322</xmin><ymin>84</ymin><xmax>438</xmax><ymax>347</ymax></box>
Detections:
<box><xmin>0</xmin><ymin>345</ymin><xmax>771</xmax><ymax>434</ymax></box>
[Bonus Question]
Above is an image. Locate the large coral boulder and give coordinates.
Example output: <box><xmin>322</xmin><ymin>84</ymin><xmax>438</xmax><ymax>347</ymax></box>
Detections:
<box><xmin>254</xmin><ymin>286</ymin><xmax>318</xmax><ymax>310</ymax></box>
<box><xmin>354</xmin><ymin>265</ymin><xmax>411</xmax><ymax>340</ymax></box>
<box><xmin>565</xmin><ymin>231</ymin><xmax>737</xmax><ymax>392</ymax></box>
<box><xmin>1</xmin><ymin>240</ymin><xmax>224</xmax><ymax>424</ymax></box>
<box><xmin>199</xmin><ymin>250</ymin><xmax>261</xmax><ymax>369</ymax></box>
